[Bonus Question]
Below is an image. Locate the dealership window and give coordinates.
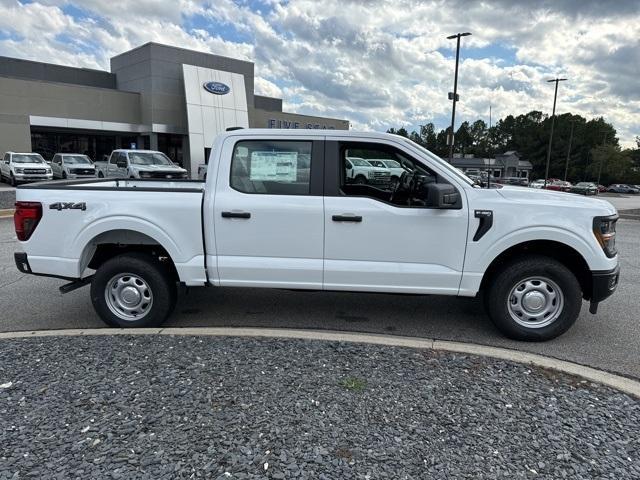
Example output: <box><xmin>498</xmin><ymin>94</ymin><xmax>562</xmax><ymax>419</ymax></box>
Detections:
<box><xmin>31</xmin><ymin>130</ymin><xmax>116</xmax><ymax>162</ymax></box>
<box><xmin>230</xmin><ymin>140</ymin><xmax>312</xmax><ymax>195</ymax></box>
<box><xmin>340</xmin><ymin>142</ymin><xmax>437</xmax><ymax>207</ymax></box>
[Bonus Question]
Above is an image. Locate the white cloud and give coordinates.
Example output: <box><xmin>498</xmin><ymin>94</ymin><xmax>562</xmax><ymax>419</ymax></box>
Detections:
<box><xmin>0</xmin><ymin>0</ymin><xmax>637</xmax><ymax>146</ymax></box>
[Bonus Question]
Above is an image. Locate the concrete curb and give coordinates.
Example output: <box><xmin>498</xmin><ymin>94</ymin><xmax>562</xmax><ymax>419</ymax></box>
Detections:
<box><xmin>2</xmin><ymin>327</ymin><xmax>639</xmax><ymax>399</ymax></box>
<box><xmin>0</xmin><ymin>208</ymin><xmax>13</xmax><ymax>218</ymax></box>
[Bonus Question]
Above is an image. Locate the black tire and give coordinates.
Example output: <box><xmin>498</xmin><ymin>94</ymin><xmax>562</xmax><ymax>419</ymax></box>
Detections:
<box><xmin>62</xmin><ymin>171</ymin><xmax>67</xmax><ymax>179</ymax></box>
<box><xmin>98</xmin><ymin>172</ymin><xmax>104</xmax><ymax>178</ymax></box>
<box><xmin>485</xmin><ymin>255</ymin><xmax>582</xmax><ymax>341</ymax></box>
<box><xmin>354</xmin><ymin>175</ymin><xmax>367</xmax><ymax>185</ymax></box>
<box><xmin>90</xmin><ymin>253</ymin><xmax>177</xmax><ymax>328</ymax></box>
<box><xmin>9</xmin><ymin>173</ymin><xmax>16</xmax><ymax>186</ymax></box>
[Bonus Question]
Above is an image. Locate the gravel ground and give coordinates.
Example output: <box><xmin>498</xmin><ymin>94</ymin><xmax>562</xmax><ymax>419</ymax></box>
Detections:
<box><xmin>0</xmin><ymin>190</ymin><xmax>14</xmax><ymax>209</ymax></box>
<box><xmin>1</xmin><ymin>336</ymin><xmax>639</xmax><ymax>479</ymax></box>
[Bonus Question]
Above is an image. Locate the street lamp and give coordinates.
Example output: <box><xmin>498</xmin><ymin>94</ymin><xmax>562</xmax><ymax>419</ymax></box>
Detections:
<box><xmin>543</xmin><ymin>77</ymin><xmax>567</xmax><ymax>188</ymax></box>
<box><xmin>446</xmin><ymin>32</ymin><xmax>472</xmax><ymax>163</ymax></box>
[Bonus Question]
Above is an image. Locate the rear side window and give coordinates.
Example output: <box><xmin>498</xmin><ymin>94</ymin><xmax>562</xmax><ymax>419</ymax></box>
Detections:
<box><xmin>230</xmin><ymin>140</ymin><xmax>313</xmax><ymax>195</ymax></box>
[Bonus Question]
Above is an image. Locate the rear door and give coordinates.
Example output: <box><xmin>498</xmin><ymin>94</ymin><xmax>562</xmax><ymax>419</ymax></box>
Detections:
<box><xmin>323</xmin><ymin>138</ymin><xmax>469</xmax><ymax>294</ymax></box>
<box><xmin>212</xmin><ymin>136</ymin><xmax>325</xmax><ymax>288</ymax></box>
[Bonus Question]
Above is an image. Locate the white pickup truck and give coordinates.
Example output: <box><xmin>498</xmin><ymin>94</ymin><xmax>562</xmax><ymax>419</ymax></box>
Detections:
<box><xmin>95</xmin><ymin>149</ymin><xmax>188</xmax><ymax>179</ymax></box>
<box><xmin>13</xmin><ymin>130</ymin><xmax>619</xmax><ymax>340</ymax></box>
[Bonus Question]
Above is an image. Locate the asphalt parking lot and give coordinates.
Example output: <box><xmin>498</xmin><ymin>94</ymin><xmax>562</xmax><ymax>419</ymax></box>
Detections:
<box><xmin>1</xmin><ymin>211</ymin><xmax>639</xmax><ymax>379</ymax></box>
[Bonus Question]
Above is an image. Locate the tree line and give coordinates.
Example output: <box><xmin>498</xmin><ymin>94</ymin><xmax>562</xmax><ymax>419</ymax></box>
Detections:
<box><xmin>387</xmin><ymin>111</ymin><xmax>640</xmax><ymax>185</ymax></box>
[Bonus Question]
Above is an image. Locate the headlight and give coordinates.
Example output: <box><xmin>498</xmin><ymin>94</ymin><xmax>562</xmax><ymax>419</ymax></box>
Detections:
<box><xmin>14</xmin><ymin>168</ymin><xmax>23</xmax><ymax>173</ymax></box>
<box><xmin>139</xmin><ymin>171</ymin><xmax>152</xmax><ymax>178</ymax></box>
<box><xmin>46</xmin><ymin>169</ymin><xmax>52</xmax><ymax>174</ymax></box>
<box><xmin>593</xmin><ymin>215</ymin><xmax>618</xmax><ymax>258</ymax></box>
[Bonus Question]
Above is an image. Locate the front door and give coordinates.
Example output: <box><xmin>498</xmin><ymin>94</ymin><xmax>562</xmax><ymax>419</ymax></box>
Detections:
<box><xmin>323</xmin><ymin>139</ymin><xmax>469</xmax><ymax>294</ymax></box>
<box><xmin>212</xmin><ymin>137</ymin><xmax>325</xmax><ymax>288</ymax></box>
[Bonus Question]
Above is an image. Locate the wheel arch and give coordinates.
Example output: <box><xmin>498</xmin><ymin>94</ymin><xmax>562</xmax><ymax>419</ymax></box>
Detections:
<box><xmin>75</xmin><ymin>221</ymin><xmax>182</xmax><ymax>282</ymax></box>
<box><xmin>479</xmin><ymin>240</ymin><xmax>593</xmax><ymax>299</ymax></box>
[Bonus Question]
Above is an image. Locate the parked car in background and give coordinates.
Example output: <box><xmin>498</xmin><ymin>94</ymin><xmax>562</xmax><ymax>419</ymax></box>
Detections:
<box><xmin>543</xmin><ymin>179</ymin><xmax>572</xmax><ymax>192</ymax></box>
<box><xmin>95</xmin><ymin>150</ymin><xmax>188</xmax><ymax>179</ymax></box>
<box><xmin>529</xmin><ymin>179</ymin><xmax>545</xmax><ymax>189</ymax></box>
<box><xmin>345</xmin><ymin>156</ymin><xmax>391</xmax><ymax>185</ymax></box>
<box><xmin>607</xmin><ymin>184</ymin><xmax>639</xmax><ymax>194</ymax></box>
<box><xmin>51</xmin><ymin>154</ymin><xmax>96</xmax><ymax>179</ymax></box>
<box><xmin>365</xmin><ymin>159</ymin><xmax>407</xmax><ymax>188</ymax></box>
<box><xmin>570</xmin><ymin>182</ymin><xmax>598</xmax><ymax>196</ymax></box>
<box><xmin>494</xmin><ymin>176</ymin><xmax>529</xmax><ymax>187</ymax></box>
<box><xmin>0</xmin><ymin>152</ymin><xmax>52</xmax><ymax>186</ymax></box>
<box><xmin>597</xmin><ymin>184</ymin><xmax>607</xmax><ymax>193</ymax></box>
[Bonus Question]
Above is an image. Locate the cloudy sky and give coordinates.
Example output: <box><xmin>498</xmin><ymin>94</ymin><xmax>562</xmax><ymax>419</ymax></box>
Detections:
<box><xmin>0</xmin><ymin>0</ymin><xmax>638</xmax><ymax>146</ymax></box>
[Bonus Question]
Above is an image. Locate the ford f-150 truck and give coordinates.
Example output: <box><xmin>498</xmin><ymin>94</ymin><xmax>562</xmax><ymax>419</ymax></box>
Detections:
<box><xmin>13</xmin><ymin>130</ymin><xmax>619</xmax><ymax>340</ymax></box>
<box><xmin>95</xmin><ymin>149</ymin><xmax>188</xmax><ymax>179</ymax></box>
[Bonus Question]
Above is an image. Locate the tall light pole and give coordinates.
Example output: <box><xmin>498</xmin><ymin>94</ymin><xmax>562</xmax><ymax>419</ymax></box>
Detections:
<box><xmin>446</xmin><ymin>32</ymin><xmax>471</xmax><ymax>163</ymax></box>
<box><xmin>543</xmin><ymin>77</ymin><xmax>567</xmax><ymax>188</ymax></box>
<box><xmin>563</xmin><ymin>118</ymin><xmax>575</xmax><ymax>181</ymax></box>
<box><xmin>596</xmin><ymin>133</ymin><xmax>608</xmax><ymax>186</ymax></box>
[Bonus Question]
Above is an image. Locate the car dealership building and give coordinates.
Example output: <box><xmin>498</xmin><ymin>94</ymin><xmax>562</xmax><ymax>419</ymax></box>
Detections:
<box><xmin>0</xmin><ymin>42</ymin><xmax>349</xmax><ymax>176</ymax></box>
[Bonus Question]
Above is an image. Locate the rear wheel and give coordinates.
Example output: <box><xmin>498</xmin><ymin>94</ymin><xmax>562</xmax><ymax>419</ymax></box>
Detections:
<box><xmin>90</xmin><ymin>253</ymin><xmax>177</xmax><ymax>328</ymax></box>
<box><xmin>485</xmin><ymin>255</ymin><xmax>582</xmax><ymax>341</ymax></box>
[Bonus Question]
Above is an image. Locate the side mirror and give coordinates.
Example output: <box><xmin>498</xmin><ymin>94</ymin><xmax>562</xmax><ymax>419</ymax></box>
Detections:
<box><xmin>116</xmin><ymin>160</ymin><xmax>127</xmax><ymax>168</ymax></box>
<box><xmin>425</xmin><ymin>182</ymin><xmax>460</xmax><ymax>208</ymax></box>
<box><xmin>345</xmin><ymin>164</ymin><xmax>352</xmax><ymax>170</ymax></box>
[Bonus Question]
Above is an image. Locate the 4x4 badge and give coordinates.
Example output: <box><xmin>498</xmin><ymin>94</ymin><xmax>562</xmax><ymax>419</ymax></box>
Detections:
<box><xmin>49</xmin><ymin>202</ymin><xmax>86</xmax><ymax>211</ymax></box>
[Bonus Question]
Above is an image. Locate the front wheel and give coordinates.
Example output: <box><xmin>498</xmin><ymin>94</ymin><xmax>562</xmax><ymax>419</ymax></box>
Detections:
<box><xmin>90</xmin><ymin>253</ymin><xmax>177</xmax><ymax>328</ymax></box>
<box><xmin>98</xmin><ymin>172</ymin><xmax>104</xmax><ymax>178</ymax></box>
<box><xmin>9</xmin><ymin>174</ymin><xmax>16</xmax><ymax>186</ymax></box>
<box><xmin>485</xmin><ymin>255</ymin><xmax>582</xmax><ymax>341</ymax></box>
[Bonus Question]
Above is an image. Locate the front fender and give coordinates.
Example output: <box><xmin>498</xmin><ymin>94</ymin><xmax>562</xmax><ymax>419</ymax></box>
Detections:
<box><xmin>466</xmin><ymin>225</ymin><xmax>611</xmax><ymax>274</ymax></box>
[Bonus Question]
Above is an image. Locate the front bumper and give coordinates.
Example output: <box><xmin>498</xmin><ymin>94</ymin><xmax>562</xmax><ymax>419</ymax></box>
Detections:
<box><xmin>15</xmin><ymin>174</ymin><xmax>53</xmax><ymax>182</ymax></box>
<box><xmin>588</xmin><ymin>264</ymin><xmax>620</xmax><ymax>313</ymax></box>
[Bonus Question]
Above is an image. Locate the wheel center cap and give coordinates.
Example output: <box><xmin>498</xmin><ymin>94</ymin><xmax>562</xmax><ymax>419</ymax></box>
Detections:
<box><xmin>121</xmin><ymin>286</ymin><xmax>141</xmax><ymax>305</ymax></box>
<box><xmin>523</xmin><ymin>291</ymin><xmax>546</xmax><ymax>311</ymax></box>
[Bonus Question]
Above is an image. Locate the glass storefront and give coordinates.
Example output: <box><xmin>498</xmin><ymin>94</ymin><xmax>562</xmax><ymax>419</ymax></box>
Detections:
<box><xmin>31</xmin><ymin>129</ymin><xmax>117</xmax><ymax>162</ymax></box>
<box><xmin>158</xmin><ymin>134</ymin><xmax>184</xmax><ymax>167</ymax></box>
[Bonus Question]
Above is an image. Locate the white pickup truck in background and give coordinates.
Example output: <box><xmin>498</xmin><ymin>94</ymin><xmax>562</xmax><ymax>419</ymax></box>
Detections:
<box><xmin>95</xmin><ymin>149</ymin><xmax>188</xmax><ymax>179</ymax></box>
<box><xmin>14</xmin><ymin>129</ymin><xmax>619</xmax><ymax>340</ymax></box>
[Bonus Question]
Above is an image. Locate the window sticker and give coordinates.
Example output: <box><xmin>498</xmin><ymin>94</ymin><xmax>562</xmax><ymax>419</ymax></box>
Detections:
<box><xmin>249</xmin><ymin>151</ymin><xmax>298</xmax><ymax>182</ymax></box>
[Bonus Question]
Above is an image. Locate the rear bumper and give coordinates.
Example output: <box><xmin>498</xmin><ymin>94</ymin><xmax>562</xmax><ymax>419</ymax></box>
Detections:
<box><xmin>590</xmin><ymin>264</ymin><xmax>620</xmax><ymax>303</ymax></box>
<box><xmin>14</xmin><ymin>252</ymin><xmax>76</xmax><ymax>281</ymax></box>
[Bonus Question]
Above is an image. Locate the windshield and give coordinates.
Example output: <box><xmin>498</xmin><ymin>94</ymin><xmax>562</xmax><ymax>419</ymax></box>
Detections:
<box><xmin>383</xmin><ymin>160</ymin><xmax>402</xmax><ymax>168</ymax></box>
<box><xmin>12</xmin><ymin>154</ymin><xmax>45</xmax><ymax>164</ymax></box>
<box><xmin>129</xmin><ymin>152</ymin><xmax>173</xmax><ymax>166</ymax></box>
<box><xmin>63</xmin><ymin>155</ymin><xmax>92</xmax><ymax>165</ymax></box>
<box><xmin>402</xmin><ymin>139</ymin><xmax>475</xmax><ymax>187</ymax></box>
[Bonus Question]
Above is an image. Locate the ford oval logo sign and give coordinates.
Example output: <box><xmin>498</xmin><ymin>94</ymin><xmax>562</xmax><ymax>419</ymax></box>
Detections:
<box><xmin>203</xmin><ymin>81</ymin><xmax>230</xmax><ymax>95</ymax></box>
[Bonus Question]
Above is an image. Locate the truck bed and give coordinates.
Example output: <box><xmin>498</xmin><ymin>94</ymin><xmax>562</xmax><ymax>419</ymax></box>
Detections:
<box><xmin>16</xmin><ymin>178</ymin><xmax>207</xmax><ymax>284</ymax></box>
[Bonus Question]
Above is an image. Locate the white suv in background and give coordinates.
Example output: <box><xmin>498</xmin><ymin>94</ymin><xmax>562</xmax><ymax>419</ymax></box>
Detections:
<box><xmin>366</xmin><ymin>159</ymin><xmax>407</xmax><ymax>187</ymax></box>
<box><xmin>345</xmin><ymin>156</ymin><xmax>391</xmax><ymax>185</ymax></box>
<box><xmin>51</xmin><ymin>154</ymin><xmax>96</xmax><ymax>179</ymax></box>
<box><xmin>0</xmin><ymin>152</ymin><xmax>52</xmax><ymax>186</ymax></box>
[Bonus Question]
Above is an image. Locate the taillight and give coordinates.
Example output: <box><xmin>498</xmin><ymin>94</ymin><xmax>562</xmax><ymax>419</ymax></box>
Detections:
<box><xmin>14</xmin><ymin>201</ymin><xmax>42</xmax><ymax>241</ymax></box>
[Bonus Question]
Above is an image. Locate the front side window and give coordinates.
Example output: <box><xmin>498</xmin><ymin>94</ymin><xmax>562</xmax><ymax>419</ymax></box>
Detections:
<box><xmin>12</xmin><ymin>154</ymin><xmax>45</xmax><ymax>164</ymax></box>
<box><xmin>341</xmin><ymin>143</ymin><xmax>438</xmax><ymax>207</ymax></box>
<box><xmin>129</xmin><ymin>152</ymin><xmax>172</xmax><ymax>166</ymax></box>
<box><xmin>230</xmin><ymin>140</ymin><xmax>312</xmax><ymax>195</ymax></box>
